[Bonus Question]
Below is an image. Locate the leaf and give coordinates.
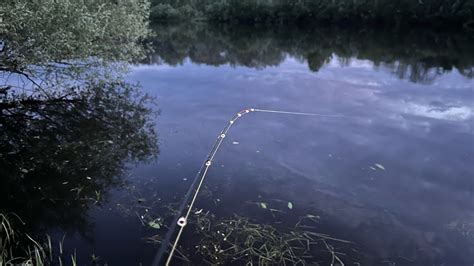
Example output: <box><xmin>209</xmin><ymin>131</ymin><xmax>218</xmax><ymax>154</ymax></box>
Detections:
<box><xmin>375</xmin><ymin>163</ymin><xmax>385</xmax><ymax>170</ymax></box>
<box><xmin>259</xmin><ymin>202</ymin><xmax>267</xmax><ymax>209</ymax></box>
<box><xmin>148</xmin><ymin>220</ymin><xmax>161</xmax><ymax>229</ymax></box>
<box><xmin>288</xmin><ymin>202</ymin><xmax>293</xmax><ymax>210</ymax></box>
<box><xmin>269</xmin><ymin>208</ymin><xmax>284</xmax><ymax>213</ymax></box>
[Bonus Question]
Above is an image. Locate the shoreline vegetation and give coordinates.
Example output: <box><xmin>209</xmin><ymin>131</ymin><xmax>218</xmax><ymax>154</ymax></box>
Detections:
<box><xmin>1</xmin><ymin>0</ymin><xmax>155</xmax><ymax>264</ymax></box>
<box><xmin>150</xmin><ymin>0</ymin><xmax>474</xmax><ymax>29</ymax></box>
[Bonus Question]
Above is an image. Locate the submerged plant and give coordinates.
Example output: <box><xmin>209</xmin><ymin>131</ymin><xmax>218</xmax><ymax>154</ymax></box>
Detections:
<box><xmin>143</xmin><ymin>201</ymin><xmax>353</xmax><ymax>265</ymax></box>
<box><xmin>194</xmin><ymin>212</ymin><xmax>350</xmax><ymax>265</ymax></box>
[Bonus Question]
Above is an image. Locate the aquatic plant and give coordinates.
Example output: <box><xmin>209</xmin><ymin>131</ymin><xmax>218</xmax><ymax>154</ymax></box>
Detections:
<box><xmin>194</xmin><ymin>213</ymin><xmax>350</xmax><ymax>265</ymax></box>
<box><xmin>0</xmin><ymin>213</ymin><xmax>77</xmax><ymax>266</ymax></box>
<box><xmin>144</xmin><ymin>206</ymin><xmax>353</xmax><ymax>265</ymax></box>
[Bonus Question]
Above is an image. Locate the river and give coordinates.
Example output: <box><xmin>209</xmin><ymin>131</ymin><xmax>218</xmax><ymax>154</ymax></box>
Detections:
<box><xmin>3</xmin><ymin>24</ymin><xmax>474</xmax><ymax>265</ymax></box>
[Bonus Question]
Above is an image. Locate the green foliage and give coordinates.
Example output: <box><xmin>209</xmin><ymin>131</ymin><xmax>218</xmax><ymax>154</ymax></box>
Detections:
<box><xmin>149</xmin><ymin>0</ymin><xmax>474</xmax><ymax>26</ymax></box>
<box><xmin>150</xmin><ymin>3</ymin><xmax>199</xmax><ymax>21</ymax></box>
<box><xmin>0</xmin><ymin>1</ymin><xmax>157</xmax><ymax>261</ymax></box>
<box><xmin>1</xmin><ymin>0</ymin><xmax>151</xmax><ymax>74</ymax></box>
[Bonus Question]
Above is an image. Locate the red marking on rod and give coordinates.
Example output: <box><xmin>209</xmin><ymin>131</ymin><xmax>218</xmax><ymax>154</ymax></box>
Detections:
<box><xmin>238</xmin><ymin>108</ymin><xmax>252</xmax><ymax>115</ymax></box>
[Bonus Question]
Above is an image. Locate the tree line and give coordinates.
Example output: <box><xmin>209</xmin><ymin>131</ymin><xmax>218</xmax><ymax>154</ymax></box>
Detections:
<box><xmin>150</xmin><ymin>0</ymin><xmax>474</xmax><ymax>28</ymax></box>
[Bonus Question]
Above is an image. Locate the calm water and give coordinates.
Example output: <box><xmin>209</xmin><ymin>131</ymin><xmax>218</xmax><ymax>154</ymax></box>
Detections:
<box><xmin>2</xmin><ymin>24</ymin><xmax>473</xmax><ymax>265</ymax></box>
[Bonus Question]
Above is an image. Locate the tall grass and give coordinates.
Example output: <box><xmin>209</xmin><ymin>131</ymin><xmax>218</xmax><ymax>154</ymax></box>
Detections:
<box><xmin>150</xmin><ymin>0</ymin><xmax>474</xmax><ymax>27</ymax></box>
<box><xmin>0</xmin><ymin>213</ymin><xmax>74</xmax><ymax>266</ymax></box>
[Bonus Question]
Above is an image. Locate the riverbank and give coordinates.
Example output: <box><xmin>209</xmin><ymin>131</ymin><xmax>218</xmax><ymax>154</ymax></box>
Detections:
<box><xmin>150</xmin><ymin>0</ymin><xmax>474</xmax><ymax>29</ymax></box>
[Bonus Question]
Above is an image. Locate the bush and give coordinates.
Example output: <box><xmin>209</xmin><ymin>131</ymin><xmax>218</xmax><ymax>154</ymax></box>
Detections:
<box><xmin>150</xmin><ymin>3</ymin><xmax>181</xmax><ymax>21</ymax></box>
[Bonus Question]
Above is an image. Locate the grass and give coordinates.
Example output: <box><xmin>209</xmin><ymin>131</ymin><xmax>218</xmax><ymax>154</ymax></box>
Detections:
<box><xmin>0</xmin><ymin>213</ymin><xmax>75</xmax><ymax>266</ymax></box>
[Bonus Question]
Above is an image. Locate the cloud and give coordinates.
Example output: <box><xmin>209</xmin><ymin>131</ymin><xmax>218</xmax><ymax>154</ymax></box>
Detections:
<box><xmin>404</xmin><ymin>103</ymin><xmax>472</xmax><ymax>121</ymax></box>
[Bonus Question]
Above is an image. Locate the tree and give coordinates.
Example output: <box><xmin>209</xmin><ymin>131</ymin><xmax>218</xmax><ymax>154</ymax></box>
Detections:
<box><xmin>0</xmin><ymin>2</ymin><xmax>157</xmax><ymax>262</ymax></box>
<box><xmin>0</xmin><ymin>0</ymin><xmax>150</xmax><ymax>76</ymax></box>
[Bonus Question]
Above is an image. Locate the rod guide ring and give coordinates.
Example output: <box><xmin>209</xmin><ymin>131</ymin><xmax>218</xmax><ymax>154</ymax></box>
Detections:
<box><xmin>177</xmin><ymin>217</ymin><xmax>187</xmax><ymax>227</ymax></box>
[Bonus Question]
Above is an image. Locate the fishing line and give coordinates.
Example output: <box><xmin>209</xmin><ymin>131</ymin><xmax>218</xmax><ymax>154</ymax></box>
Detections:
<box><xmin>152</xmin><ymin>108</ymin><xmax>347</xmax><ymax>266</ymax></box>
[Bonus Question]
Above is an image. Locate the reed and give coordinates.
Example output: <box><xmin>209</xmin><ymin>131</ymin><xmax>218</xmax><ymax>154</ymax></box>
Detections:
<box><xmin>0</xmin><ymin>213</ymin><xmax>76</xmax><ymax>266</ymax></box>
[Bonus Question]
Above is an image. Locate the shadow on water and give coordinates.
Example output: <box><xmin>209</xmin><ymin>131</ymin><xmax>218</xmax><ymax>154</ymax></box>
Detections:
<box><xmin>0</xmin><ymin>77</ymin><xmax>159</xmax><ymax>260</ymax></box>
<box><xmin>149</xmin><ymin>23</ymin><xmax>474</xmax><ymax>84</ymax></box>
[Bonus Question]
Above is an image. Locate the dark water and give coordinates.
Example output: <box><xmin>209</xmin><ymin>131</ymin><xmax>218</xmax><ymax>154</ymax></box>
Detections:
<box><xmin>2</xmin><ymin>24</ymin><xmax>473</xmax><ymax>265</ymax></box>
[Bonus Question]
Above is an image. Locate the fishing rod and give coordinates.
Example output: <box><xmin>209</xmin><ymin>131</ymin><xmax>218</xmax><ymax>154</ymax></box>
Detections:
<box><xmin>152</xmin><ymin>108</ymin><xmax>346</xmax><ymax>266</ymax></box>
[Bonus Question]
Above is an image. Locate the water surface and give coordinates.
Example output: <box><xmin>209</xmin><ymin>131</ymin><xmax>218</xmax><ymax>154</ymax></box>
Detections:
<box><xmin>130</xmin><ymin>24</ymin><xmax>473</xmax><ymax>265</ymax></box>
<box><xmin>2</xmin><ymin>24</ymin><xmax>473</xmax><ymax>265</ymax></box>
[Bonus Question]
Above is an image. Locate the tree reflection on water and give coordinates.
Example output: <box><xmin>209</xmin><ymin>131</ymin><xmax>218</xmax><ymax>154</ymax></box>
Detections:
<box><xmin>0</xmin><ymin>76</ymin><xmax>158</xmax><ymax>256</ymax></box>
<box><xmin>150</xmin><ymin>23</ymin><xmax>474</xmax><ymax>84</ymax></box>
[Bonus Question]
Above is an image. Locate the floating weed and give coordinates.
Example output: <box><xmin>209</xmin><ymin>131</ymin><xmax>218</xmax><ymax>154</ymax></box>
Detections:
<box><xmin>93</xmin><ymin>190</ymin><xmax>101</xmax><ymax>204</ymax></box>
<box><xmin>91</xmin><ymin>253</ymin><xmax>100</xmax><ymax>263</ymax></box>
<box><xmin>323</xmin><ymin>240</ymin><xmax>345</xmax><ymax>266</ymax></box>
<box><xmin>296</xmin><ymin>214</ymin><xmax>321</xmax><ymax>228</ymax></box>
<box><xmin>374</xmin><ymin>163</ymin><xmax>386</xmax><ymax>171</ymax></box>
<box><xmin>287</xmin><ymin>202</ymin><xmax>294</xmax><ymax>210</ymax></box>
<box><xmin>148</xmin><ymin>219</ymin><xmax>162</xmax><ymax>230</ymax></box>
<box><xmin>145</xmin><ymin>204</ymin><xmax>352</xmax><ymax>264</ymax></box>
<box><xmin>121</xmin><ymin>191</ymin><xmax>352</xmax><ymax>264</ymax></box>
<box><xmin>190</xmin><ymin>212</ymin><xmax>350</xmax><ymax>265</ymax></box>
<box><xmin>70</xmin><ymin>185</ymin><xmax>84</xmax><ymax>198</ymax></box>
<box><xmin>268</xmin><ymin>208</ymin><xmax>284</xmax><ymax>214</ymax></box>
<box><xmin>146</xmin><ymin>236</ymin><xmax>191</xmax><ymax>263</ymax></box>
